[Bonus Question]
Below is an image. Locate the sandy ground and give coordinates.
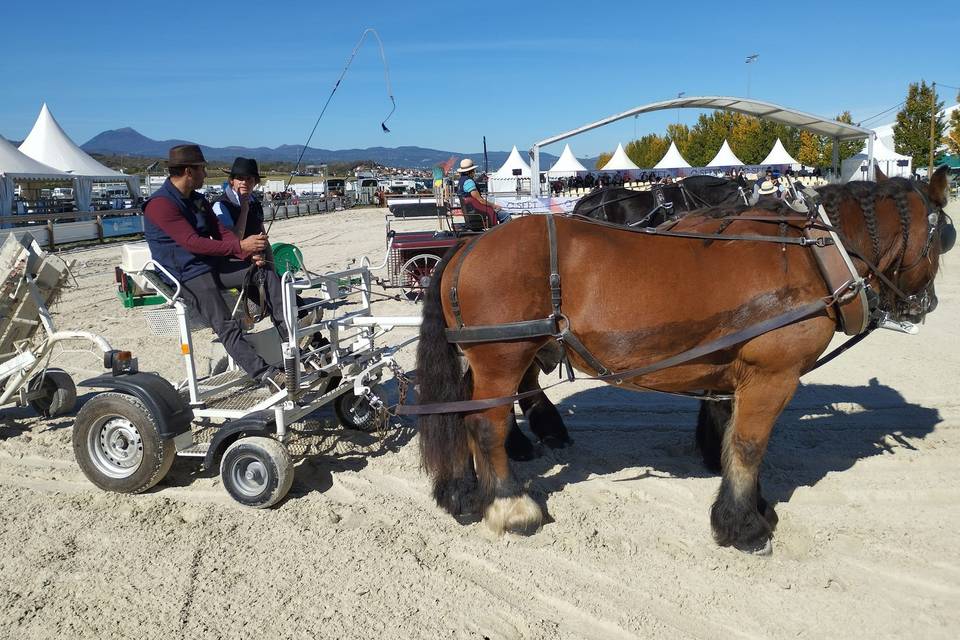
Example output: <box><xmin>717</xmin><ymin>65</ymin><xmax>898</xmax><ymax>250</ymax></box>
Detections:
<box><xmin>1</xmin><ymin>203</ymin><xmax>958</xmax><ymax>640</ymax></box>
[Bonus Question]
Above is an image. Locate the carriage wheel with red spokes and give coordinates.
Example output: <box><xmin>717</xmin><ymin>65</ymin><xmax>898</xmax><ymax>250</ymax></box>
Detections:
<box><xmin>400</xmin><ymin>254</ymin><xmax>441</xmax><ymax>302</ymax></box>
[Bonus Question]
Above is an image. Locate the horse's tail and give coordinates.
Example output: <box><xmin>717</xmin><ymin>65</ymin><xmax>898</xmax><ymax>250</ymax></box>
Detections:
<box><xmin>417</xmin><ymin>240</ymin><xmax>472</xmax><ymax>500</ymax></box>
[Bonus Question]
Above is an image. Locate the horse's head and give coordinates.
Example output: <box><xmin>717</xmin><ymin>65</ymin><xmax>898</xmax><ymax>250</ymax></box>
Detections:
<box><xmin>822</xmin><ymin>166</ymin><xmax>953</xmax><ymax>324</ymax></box>
<box><xmin>892</xmin><ymin>165</ymin><xmax>954</xmax><ymax>322</ymax></box>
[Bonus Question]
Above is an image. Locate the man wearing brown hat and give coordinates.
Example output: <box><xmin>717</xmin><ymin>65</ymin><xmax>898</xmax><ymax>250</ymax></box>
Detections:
<box><xmin>143</xmin><ymin>144</ymin><xmax>288</xmax><ymax>389</ymax></box>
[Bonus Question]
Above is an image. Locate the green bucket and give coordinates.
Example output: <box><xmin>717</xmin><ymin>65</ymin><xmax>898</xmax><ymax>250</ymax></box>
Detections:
<box><xmin>271</xmin><ymin>242</ymin><xmax>303</xmax><ymax>275</ymax></box>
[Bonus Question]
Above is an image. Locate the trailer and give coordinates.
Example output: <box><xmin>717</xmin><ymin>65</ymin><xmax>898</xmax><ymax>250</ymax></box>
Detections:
<box><xmin>73</xmin><ymin>244</ymin><xmax>421</xmax><ymax>508</ymax></box>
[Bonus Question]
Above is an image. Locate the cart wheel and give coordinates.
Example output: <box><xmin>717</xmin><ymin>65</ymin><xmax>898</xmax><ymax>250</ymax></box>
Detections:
<box><xmin>220</xmin><ymin>437</ymin><xmax>294</xmax><ymax>509</ymax></box>
<box><xmin>72</xmin><ymin>392</ymin><xmax>176</xmax><ymax>494</ymax></box>
<box><xmin>28</xmin><ymin>368</ymin><xmax>77</xmax><ymax>417</ymax></box>
<box><xmin>334</xmin><ymin>384</ymin><xmax>384</xmax><ymax>432</ymax></box>
<box><xmin>400</xmin><ymin>254</ymin><xmax>441</xmax><ymax>302</ymax></box>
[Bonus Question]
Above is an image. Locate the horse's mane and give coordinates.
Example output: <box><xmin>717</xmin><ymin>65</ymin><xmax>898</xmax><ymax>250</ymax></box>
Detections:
<box><xmin>819</xmin><ymin>178</ymin><xmax>914</xmax><ymax>264</ymax></box>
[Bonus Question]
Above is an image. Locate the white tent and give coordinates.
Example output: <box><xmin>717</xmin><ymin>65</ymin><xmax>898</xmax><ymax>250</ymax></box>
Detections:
<box><xmin>547</xmin><ymin>143</ymin><xmax>588</xmax><ymax>177</ymax></box>
<box><xmin>488</xmin><ymin>145</ymin><xmax>531</xmax><ymax>194</ymax></box>
<box><xmin>841</xmin><ymin>136</ymin><xmax>912</xmax><ymax>182</ymax></box>
<box><xmin>600</xmin><ymin>143</ymin><xmax>640</xmax><ymax>172</ymax></box>
<box><xmin>759</xmin><ymin>138</ymin><xmax>800</xmax><ymax>168</ymax></box>
<box><xmin>0</xmin><ymin>136</ymin><xmax>72</xmax><ymax>225</ymax></box>
<box><xmin>652</xmin><ymin>141</ymin><xmax>691</xmax><ymax>173</ymax></box>
<box><xmin>706</xmin><ymin>140</ymin><xmax>744</xmax><ymax>168</ymax></box>
<box><xmin>19</xmin><ymin>103</ymin><xmax>140</xmax><ymax>212</ymax></box>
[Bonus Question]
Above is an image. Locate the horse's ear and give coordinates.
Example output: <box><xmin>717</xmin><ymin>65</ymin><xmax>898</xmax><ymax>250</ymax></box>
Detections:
<box><xmin>928</xmin><ymin>165</ymin><xmax>949</xmax><ymax>208</ymax></box>
<box><xmin>874</xmin><ymin>164</ymin><xmax>888</xmax><ymax>182</ymax></box>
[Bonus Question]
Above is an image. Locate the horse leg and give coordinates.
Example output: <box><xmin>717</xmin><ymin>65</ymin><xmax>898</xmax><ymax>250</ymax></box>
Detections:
<box><xmin>504</xmin><ymin>410</ymin><xmax>536</xmax><ymax>461</ymax></box>
<box><xmin>518</xmin><ymin>362</ymin><xmax>572</xmax><ymax>449</ymax></box>
<box><xmin>695</xmin><ymin>398</ymin><xmax>732</xmax><ymax>474</ymax></box>
<box><xmin>710</xmin><ymin>375</ymin><xmax>797</xmax><ymax>554</ymax></box>
<box><xmin>467</xmin><ymin>365</ymin><xmax>543</xmax><ymax>536</ymax></box>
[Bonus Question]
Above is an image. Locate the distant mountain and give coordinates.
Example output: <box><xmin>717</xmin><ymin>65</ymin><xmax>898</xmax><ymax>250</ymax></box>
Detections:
<box><xmin>80</xmin><ymin>127</ymin><xmax>596</xmax><ymax>170</ymax></box>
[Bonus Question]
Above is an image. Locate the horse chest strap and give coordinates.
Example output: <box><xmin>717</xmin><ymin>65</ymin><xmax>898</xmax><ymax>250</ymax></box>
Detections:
<box><xmin>546</xmin><ymin>214</ymin><xmax>562</xmax><ymax>317</ymax></box>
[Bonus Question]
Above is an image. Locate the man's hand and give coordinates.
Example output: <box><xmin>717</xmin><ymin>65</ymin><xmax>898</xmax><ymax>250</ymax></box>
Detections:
<box><xmin>251</xmin><ymin>253</ymin><xmax>267</xmax><ymax>268</ymax></box>
<box><xmin>240</xmin><ymin>233</ymin><xmax>268</xmax><ymax>254</ymax></box>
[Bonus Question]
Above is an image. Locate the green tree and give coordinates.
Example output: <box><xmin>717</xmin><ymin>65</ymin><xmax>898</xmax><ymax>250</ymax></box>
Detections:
<box><xmin>685</xmin><ymin>111</ymin><xmax>735</xmax><ymax>167</ymax></box>
<box><xmin>594</xmin><ymin>152</ymin><xmax>613</xmax><ymax>170</ymax></box>
<box><xmin>824</xmin><ymin>111</ymin><xmax>863</xmax><ymax>162</ymax></box>
<box><xmin>893</xmin><ymin>80</ymin><xmax>946</xmax><ymax>168</ymax></box>
<box><xmin>625</xmin><ymin>134</ymin><xmax>670</xmax><ymax>169</ymax></box>
<box><xmin>666</xmin><ymin>123</ymin><xmax>693</xmax><ymax>158</ymax></box>
<box><xmin>944</xmin><ymin>91</ymin><xmax>960</xmax><ymax>156</ymax></box>
<box><xmin>728</xmin><ymin>115</ymin><xmax>766</xmax><ymax>165</ymax></box>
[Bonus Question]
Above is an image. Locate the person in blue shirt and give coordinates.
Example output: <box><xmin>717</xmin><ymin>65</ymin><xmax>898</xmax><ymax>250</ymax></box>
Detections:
<box><xmin>456</xmin><ymin>158</ymin><xmax>510</xmax><ymax>226</ymax></box>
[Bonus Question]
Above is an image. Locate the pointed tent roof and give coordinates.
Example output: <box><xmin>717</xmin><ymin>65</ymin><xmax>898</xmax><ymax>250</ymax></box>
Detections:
<box><xmin>706</xmin><ymin>140</ymin><xmax>744</xmax><ymax>168</ymax></box>
<box><xmin>869</xmin><ymin>137</ymin><xmax>911</xmax><ymax>163</ymax></box>
<box><xmin>653</xmin><ymin>141</ymin><xmax>691</xmax><ymax>170</ymax></box>
<box><xmin>19</xmin><ymin>103</ymin><xmax>125</xmax><ymax>178</ymax></box>
<box><xmin>760</xmin><ymin>138</ymin><xmax>799</xmax><ymax>166</ymax></box>
<box><xmin>600</xmin><ymin>143</ymin><xmax>640</xmax><ymax>171</ymax></box>
<box><xmin>548</xmin><ymin>144</ymin><xmax>588</xmax><ymax>173</ymax></box>
<box><xmin>492</xmin><ymin>145</ymin><xmax>530</xmax><ymax>178</ymax></box>
<box><xmin>0</xmin><ymin>135</ymin><xmax>71</xmax><ymax>180</ymax></box>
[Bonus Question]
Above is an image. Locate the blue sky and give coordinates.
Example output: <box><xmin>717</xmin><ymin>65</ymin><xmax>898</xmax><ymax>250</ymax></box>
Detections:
<box><xmin>1</xmin><ymin>0</ymin><xmax>957</xmax><ymax>159</ymax></box>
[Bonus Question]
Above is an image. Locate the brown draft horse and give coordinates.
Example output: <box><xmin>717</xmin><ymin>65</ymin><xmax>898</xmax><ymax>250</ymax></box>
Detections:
<box><xmin>416</xmin><ymin>167</ymin><xmax>952</xmax><ymax>554</ymax></box>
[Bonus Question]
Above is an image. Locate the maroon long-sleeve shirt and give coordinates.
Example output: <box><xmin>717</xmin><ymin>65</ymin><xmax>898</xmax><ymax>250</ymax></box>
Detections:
<box><xmin>143</xmin><ymin>193</ymin><xmax>250</xmax><ymax>260</ymax></box>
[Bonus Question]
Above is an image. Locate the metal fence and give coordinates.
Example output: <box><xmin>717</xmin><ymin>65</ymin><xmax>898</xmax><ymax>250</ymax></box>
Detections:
<box><xmin>0</xmin><ymin>194</ymin><xmax>359</xmax><ymax>249</ymax></box>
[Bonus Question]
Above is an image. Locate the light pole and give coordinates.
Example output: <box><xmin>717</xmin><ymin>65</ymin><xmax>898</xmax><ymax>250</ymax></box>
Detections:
<box><xmin>676</xmin><ymin>91</ymin><xmax>686</xmax><ymax>124</ymax></box>
<box><xmin>745</xmin><ymin>54</ymin><xmax>758</xmax><ymax>97</ymax></box>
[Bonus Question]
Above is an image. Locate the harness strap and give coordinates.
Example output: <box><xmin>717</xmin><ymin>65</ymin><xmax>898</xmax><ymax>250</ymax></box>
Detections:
<box><xmin>413</xmin><ymin>299</ymin><xmax>831</xmax><ymax>415</ymax></box>
<box><xmin>447</xmin><ymin>235</ymin><xmax>483</xmax><ymax>328</ymax></box>
<box><xmin>546</xmin><ymin>214</ymin><xmax>562</xmax><ymax>318</ymax></box>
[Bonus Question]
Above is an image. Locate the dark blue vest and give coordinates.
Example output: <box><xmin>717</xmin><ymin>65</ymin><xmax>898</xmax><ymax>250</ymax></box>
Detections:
<box><xmin>456</xmin><ymin>174</ymin><xmax>475</xmax><ymax>199</ymax></box>
<box><xmin>143</xmin><ymin>179</ymin><xmax>220</xmax><ymax>283</ymax></box>
<box><xmin>215</xmin><ymin>192</ymin><xmax>264</xmax><ymax>238</ymax></box>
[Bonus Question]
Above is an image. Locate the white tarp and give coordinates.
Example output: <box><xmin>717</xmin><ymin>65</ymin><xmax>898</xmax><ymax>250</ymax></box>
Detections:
<box><xmin>548</xmin><ymin>143</ymin><xmax>588</xmax><ymax>177</ymax></box>
<box><xmin>759</xmin><ymin>138</ymin><xmax>800</xmax><ymax>168</ymax></box>
<box><xmin>706</xmin><ymin>139</ymin><xmax>744</xmax><ymax>168</ymax></box>
<box><xmin>653</xmin><ymin>141</ymin><xmax>691</xmax><ymax>170</ymax></box>
<box><xmin>19</xmin><ymin>103</ymin><xmax>140</xmax><ymax>210</ymax></box>
<box><xmin>841</xmin><ymin>136</ymin><xmax>912</xmax><ymax>182</ymax></box>
<box><xmin>489</xmin><ymin>146</ymin><xmax>531</xmax><ymax>194</ymax></box>
<box><xmin>0</xmin><ymin>135</ymin><xmax>72</xmax><ymax>225</ymax></box>
<box><xmin>600</xmin><ymin>143</ymin><xmax>639</xmax><ymax>171</ymax></box>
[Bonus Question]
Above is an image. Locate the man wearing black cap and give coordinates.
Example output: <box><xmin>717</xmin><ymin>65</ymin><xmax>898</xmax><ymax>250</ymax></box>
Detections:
<box><xmin>143</xmin><ymin>145</ymin><xmax>288</xmax><ymax>390</ymax></box>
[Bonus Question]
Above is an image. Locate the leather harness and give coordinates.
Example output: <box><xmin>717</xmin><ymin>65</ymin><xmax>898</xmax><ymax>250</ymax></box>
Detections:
<box><xmin>442</xmin><ymin>209</ymin><xmax>868</xmax><ymax>384</ymax></box>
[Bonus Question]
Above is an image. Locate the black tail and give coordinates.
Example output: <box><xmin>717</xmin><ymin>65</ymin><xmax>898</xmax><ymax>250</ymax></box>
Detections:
<box><xmin>417</xmin><ymin>241</ymin><xmax>472</xmax><ymax>500</ymax></box>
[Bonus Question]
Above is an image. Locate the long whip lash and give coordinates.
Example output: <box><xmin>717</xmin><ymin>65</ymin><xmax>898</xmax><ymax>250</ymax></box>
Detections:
<box><xmin>269</xmin><ymin>28</ymin><xmax>395</xmax><ymax>235</ymax></box>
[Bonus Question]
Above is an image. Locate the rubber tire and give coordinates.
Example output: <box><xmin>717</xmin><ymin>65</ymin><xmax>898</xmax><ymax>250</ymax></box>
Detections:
<box><xmin>28</xmin><ymin>368</ymin><xmax>77</xmax><ymax>418</ymax></box>
<box><xmin>334</xmin><ymin>385</ymin><xmax>383</xmax><ymax>432</ymax></box>
<box><xmin>72</xmin><ymin>392</ymin><xmax>176</xmax><ymax>494</ymax></box>
<box><xmin>219</xmin><ymin>436</ymin><xmax>294</xmax><ymax>509</ymax></box>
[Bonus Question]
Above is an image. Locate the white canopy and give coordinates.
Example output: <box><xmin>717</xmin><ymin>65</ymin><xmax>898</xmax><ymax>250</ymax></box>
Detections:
<box><xmin>706</xmin><ymin>140</ymin><xmax>744</xmax><ymax>168</ymax></box>
<box><xmin>488</xmin><ymin>145</ymin><xmax>531</xmax><ymax>194</ymax></box>
<box><xmin>653</xmin><ymin>141</ymin><xmax>692</xmax><ymax>170</ymax></box>
<box><xmin>600</xmin><ymin>143</ymin><xmax>639</xmax><ymax>171</ymax></box>
<box><xmin>18</xmin><ymin>103</ymin><xmax>139</xmax><ymax>212</ymax></box>
<box><xmin>0</xmin><ymin>136</ymin><xmax>72</xmax><ymax>222</ymax></box>
<box><xmin>759</xmin><ymin>138</ymin><xmax>800</xmax><ymax>167</ymax></box>
<box><xmin>548</xmin><ymin>143</ymin><xmax>588</xmax><ymax>176</ymax></box>
<box><xmin>841</xmin><ymin>136</ymin><xmax>912</xmax><ymax>182</ymax></box>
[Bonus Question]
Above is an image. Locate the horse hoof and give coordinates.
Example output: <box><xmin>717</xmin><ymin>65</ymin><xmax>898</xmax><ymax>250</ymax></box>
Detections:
<box><xmin>541</xmin><ymin>435</ymin><xmax>573</xmax><ymax>450</ymax></box>
<box><xmin>484</xmin><ymin>495</ymin><xmax>543</xmax><ymax>537</ymax></box>
<box><xmin>735</xmin><ymin>538</ymin><xmax>773</xmax><ymax>556</ymax></box>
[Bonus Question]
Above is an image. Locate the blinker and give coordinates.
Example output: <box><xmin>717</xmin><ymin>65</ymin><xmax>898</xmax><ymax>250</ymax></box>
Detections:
<box><xmin>940</xmin><ymin>220</ymin><xmax>956</xmax><ymax>254</ymax></box>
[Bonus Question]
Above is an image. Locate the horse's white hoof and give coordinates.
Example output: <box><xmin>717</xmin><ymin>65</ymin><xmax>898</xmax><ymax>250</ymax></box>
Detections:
<box><xmin>484</xmin><ymin>495</ymin><xmax>542</xmax><ymax>536</ymax></box>
<box><xmin>736</xmin><ymin>538</ymin><xmax>773</xmax><ymax>556</ymax></box>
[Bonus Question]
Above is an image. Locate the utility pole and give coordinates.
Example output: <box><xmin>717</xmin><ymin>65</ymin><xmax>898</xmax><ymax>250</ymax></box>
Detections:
<box><xmin>676</xmin><ymin>91</ymin><xmax>685</xmax><ymax>124</ymax></box>
<box><xmin>928</xmin><ymin>81</ymin><xmax>938</xmax><ymax>178</ymax></box>
<box><xmin>745</xmin><ymin>54</ymin><xmax>758</xmax><ymax>98</ymax></box>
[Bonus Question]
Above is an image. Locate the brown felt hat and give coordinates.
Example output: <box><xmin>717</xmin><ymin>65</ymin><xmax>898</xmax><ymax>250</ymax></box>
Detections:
<box><xmin>168</xmin><ymin>144</ymin><xmax>207</xmax><ymax>167</ymax></box>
